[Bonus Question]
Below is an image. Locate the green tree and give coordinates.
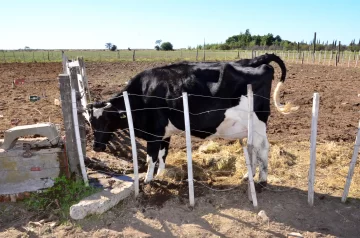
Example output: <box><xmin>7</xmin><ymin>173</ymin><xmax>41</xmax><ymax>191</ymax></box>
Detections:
<box><xmin>105</xmin><ymin>43</ymin><xmax>113</xmax><ymax>50</ymax></box>
<box><xmin>161</xmin><ymin>42</ymin><xmax>173</xmax><ymax>51</ymax></box>
<box><xmin>110</xmin><ymin>45</ymin><xmax>117</xmax><ymax>51</ymax></box>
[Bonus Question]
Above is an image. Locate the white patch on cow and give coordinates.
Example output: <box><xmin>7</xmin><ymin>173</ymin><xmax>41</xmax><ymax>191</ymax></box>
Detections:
<box><xmin>93</xmin><ymin>107</ymin><xmax>105</xmax><ymax>119</ymax></box>
<box><xmin>145</xmin><ymin>155</ymin><xmax>156</xmax><ymax>183</ymax></box>
<box><xmin>163</xmin><ymin>120</ymin><xmax>182</xmax><ymax>139</ymax></box>
<box><xmin>207</xmin><ymin>95</ymin><xmax>269</xmax><ymax>181</ymax></box>
<box><xmin>207</xmin><ymin>95</ymin><xmax>267</xmax><ymax>140</ymax></box>
<box><xmin>93</xmin><ymin>103</ymin><xmax>112</xmax><ymax>119</ymax></box>
<box><xmin>156</xmin><ymin>148</ymin><xmax>166</xmax><ymax>176</ymax></box>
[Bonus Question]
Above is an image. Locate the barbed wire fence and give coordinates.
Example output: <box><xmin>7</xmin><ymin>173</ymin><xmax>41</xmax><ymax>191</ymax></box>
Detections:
<box><xmin>56</xmin><ymin>53</ymin><xmax>359</xmax><ymax>208</ymax></box>
<box><xmin>1</xmin><ymin>49</ymin><xmax>359</xmax><ymax>68</ymax></box>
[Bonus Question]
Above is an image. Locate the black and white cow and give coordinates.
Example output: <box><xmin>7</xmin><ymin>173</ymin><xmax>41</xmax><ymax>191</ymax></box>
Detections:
<box><xmin>86</xmin><ymin>53</ymin><xmax>298</xmax><ymax>185</ymax></box>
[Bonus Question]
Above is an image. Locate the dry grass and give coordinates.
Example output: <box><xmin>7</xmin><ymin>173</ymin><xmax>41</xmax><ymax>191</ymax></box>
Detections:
<box><xmin>161</xmin><ymin>139</ymin><xmax>360</xmax><ymax>199</ymax></box>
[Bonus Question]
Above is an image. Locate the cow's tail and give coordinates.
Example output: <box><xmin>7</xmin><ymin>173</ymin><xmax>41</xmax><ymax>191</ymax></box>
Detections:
<box><xmin>247</xmin><ymin>53</ymin><xmax>299</xmax><ymax>114</ymax></box>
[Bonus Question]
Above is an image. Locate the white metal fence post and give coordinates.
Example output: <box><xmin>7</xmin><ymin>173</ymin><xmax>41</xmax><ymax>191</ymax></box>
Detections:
<box><xmin>243</xmin><ymin>147</ymin><xmax>258</xmax><ymax>208</ymax></box>
<box><xmin>342</xmin><ymin>120</ymin><xmax>360</xmax><ymax>203</ymax></box>
<box><xmin>246</xmin><ymin>84</ymin><xmax>258</xmax><ymax>207</ymax></box>
<box><xmin>71</xmin><ymin>89</ymin><xmax>89</xmax><ymax>185</ymax></box>
<box><xmin>247</xmin><ymin>84</ymin><xmax>256</xmax><ymax>173</ymax></box>
<box><xmin>182</xmin><ymin>92</ymin><xmax>195</xmax><ymax>207</ymax></box>
<box><xmin>308</xmin><ymin>93</ymin><xmax>320</xmax><ymax>206</ymax></box>
<box><xmin>123</xmin><ymin>91</ymin><xmax>139</xmax><ymax>197</ymax></box>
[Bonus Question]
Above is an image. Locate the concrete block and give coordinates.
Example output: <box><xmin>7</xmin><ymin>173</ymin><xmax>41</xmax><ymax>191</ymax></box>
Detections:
<box><xmin>0</xmin><ymin>138</ymin><xmax>65</xmax><ymax>195</ymax></box>
<box><xmin>70</xmin><ymin>180</ymin><xmax>134</xmax><ymax>220</ymax></box>
<box><xmin>1</xmin><ymin>123</ymin><xmax>60</xmax><ymax>150</ymax></box>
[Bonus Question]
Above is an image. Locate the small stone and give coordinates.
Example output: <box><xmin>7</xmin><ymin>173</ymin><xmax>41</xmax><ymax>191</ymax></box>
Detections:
<box><xmin>258</xmin><ymin>210</ymin><xmax>269</xmax><ymax>222</ymax></box>
<box><xmin>287</xmin><ymin>232</ymin><xmax>303</xmax><ymax>238</ymax></box>
<box><xmin>54</xmin><ymin>98</ymin><xmax>61</xmax><ymax>106</ymax></box>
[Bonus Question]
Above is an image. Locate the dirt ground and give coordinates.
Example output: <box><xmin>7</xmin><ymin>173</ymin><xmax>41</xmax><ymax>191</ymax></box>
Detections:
<box><xmin>0</xmin><ymin>61</ymin><xmax>360</xmax><ymax>237</ymax></box>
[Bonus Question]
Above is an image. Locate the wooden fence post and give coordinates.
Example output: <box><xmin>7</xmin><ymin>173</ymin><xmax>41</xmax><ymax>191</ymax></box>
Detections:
<box><xmin>132</xmin><ymin>50</ymin><xmax>135</xmax><ymax>61</ymax></box>
<box><xmin>335</xmin><ymin>53</ymin><xmax>338</xmax><ymax>67</ymax></box>
<box><xmin>48</xmin><ymin>51</ymin><xmax>50</xmax><ymax>61</ymax></box>
<box><xmin>13</xmin><ymin>51</ymin><xmax>16</xmax><ymax>63</ymax></box>
<box><xmin>78</xmin><ymin>57</ymin><xmax>92</xmax><ymax>103</ymax></box>
<box><xmin>308</xmin><ymin>93</ymin><xmax>319</xmax><ymax>206</ymax></box>
<box><xmin>69</xmin><ymin>67</ymin><xmax>87</xmax><ymax>157</ymax></box>
<box><xmin>58</xmin><ymin>74</ymin><xmax>82</xmax><ymax>179</ymax></box>
<box><xmin>22</xmin><ymin>51</ymin><xmax>25</xmax><ymax>62</ymax></box>
<box><xmin>62</xmin><ymin>51</ymin><xmax>68</xmax><ymax>74</ymax></box>
<box><xmin>2</xmin><ymin>51</ymin><xmax>5</xmax><ymax>63</ymax></box>
<box><xmin>338</xmin><ymin>41</ymin><xmax>341</xmax><ymax>63</ymax></box>
<box><xmin>302</xmin><ymin>52</ymin><xmax>304</xmax><ymax>64</ymax></box>
<box><xmin>203</xmin><ymin>40</ymin><xmax>205</xmax><ymax>61</ymax></box>
<box><xmin>341</xmin><ymin>120</ymin><xmax>360</xmax><ymax>203</ymax></box>
<box><xmin>71</xmin><ymin>89</ymin><xmax>89</xmax><ymax>185</ymax></box>
<box><xmin>182</xmin><ymin>92</ymin><xmax>195</xmax><ymax>207</ymax></box>
<box><xmin>123</xmin><ymin>91</ymin><xmax>139</xmax><ymax>197</ymax></box>
<box><xmin>196</xmin><ymin>48</ymin><xmax>199</xmax><ymax>61</ymax></box>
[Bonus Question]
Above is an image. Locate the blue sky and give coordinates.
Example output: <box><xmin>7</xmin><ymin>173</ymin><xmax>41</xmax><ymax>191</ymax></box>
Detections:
<box><xmin>0</xmin><ymin>0</ymin><xmax>358</xmax><ymax>50</ymax></box>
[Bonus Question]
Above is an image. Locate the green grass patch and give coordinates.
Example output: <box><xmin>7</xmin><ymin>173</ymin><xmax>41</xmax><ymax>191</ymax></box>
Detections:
<box><xmin>24</xmin><ymin>176</ymin><xmax>100</xmax><ymax>219</ymax></box>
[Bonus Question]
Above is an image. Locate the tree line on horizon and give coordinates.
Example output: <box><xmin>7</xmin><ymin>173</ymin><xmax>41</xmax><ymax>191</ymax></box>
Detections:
<box><xmin>191</xmin><ymin>29</ymin><xmax>360</xmax><ymax>52</ymax></box>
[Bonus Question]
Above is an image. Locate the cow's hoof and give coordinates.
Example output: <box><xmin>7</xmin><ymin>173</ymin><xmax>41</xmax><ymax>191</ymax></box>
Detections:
<box><xmin>242</xmin><ymin>172</ymin><xmax>256</xmax><ymax>181</ymax></box>
<box><xmin>144</xmin><ymin>178</ymin><xmax>153</xmax><ymax>184</ymax></box>
<box><xmin>255</xmin><ymin>181</ymin><xmax>267</xmax><ymax>193</ymax></box>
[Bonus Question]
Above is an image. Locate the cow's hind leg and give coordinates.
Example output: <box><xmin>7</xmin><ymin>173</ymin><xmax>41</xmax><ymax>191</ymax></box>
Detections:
<box><xmin>254</xmin><ymin>134</ymin><xmax>270</xmax><ymax>192</ymax></box>
<box><xmin>156</xmin><ymin>137</ymin><xmax>171</xmax><ymax>176</ymax></box>
<box><xmin>240</xmin><ymin>139</ymin><xmax>257</xmax><ymax>181</ymax></box>
<box><xmin>144</xmin><ymin>141</ymin><xmax>161</xmax><ymax>184</ymax></box>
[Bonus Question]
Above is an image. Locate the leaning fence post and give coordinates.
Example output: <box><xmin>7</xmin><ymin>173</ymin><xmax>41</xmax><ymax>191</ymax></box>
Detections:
<box><xmin>342</xmin><ymin>120</ymin><xmax>360</xmax><ymax>203</ymax></box>
<box><xmin>71</xmin><ymin>89</ymin><xmax>89</xmax><ymax>186</ymax></box>
<box><xmin>308</xmin><ymin>93</ymin><xmax>319</xmax><ymax>206</ymax></box>
<box><xmin>247</xmin><ymin>84</ymin><xmax>256</xmax><ymax>174</ymax></box>
<box><xmin>69</xmin><ymin>67</ymin><xmax>87</xmax><ymax>156</ymax></box>
<box><xmin>58</xmin><ymin>74</ymin><xmax>82</xmax><ymax>179</ymax></box>
<box><xmin>123</xmin><ymin>91</ymin><xmax>139</xmax><ymax>197</ymax></box>
<box><xmin>182</xmin><ymin>92</ymin><xmax>195</xmax><ymax>207</ymax></box>
<box><xmin>132</xmin><ymin>50</ymin><xmax>136</xmax><ymax>61</ymax></box>
<box><xmin>243</xmin><ymin>146</ymin><xmax>258</xmax><ymax>208</ymax></box>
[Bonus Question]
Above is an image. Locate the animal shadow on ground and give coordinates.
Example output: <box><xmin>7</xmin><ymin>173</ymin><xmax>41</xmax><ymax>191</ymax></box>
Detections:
<box><xmin>73</xmin><ymin>182</ymin><xmax>360</xmax><ymax>238</ymax></box>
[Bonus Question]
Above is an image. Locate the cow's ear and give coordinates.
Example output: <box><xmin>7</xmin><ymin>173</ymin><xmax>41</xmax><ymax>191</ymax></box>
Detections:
<box><xmin>104</xmin><ymin>102</ymin><xmax>112</xmax><ymax>109</ymax></box>
<box><xmin>120</xmin><ymin>113</ymin><xmax>127</xmax><ymax>119</ymax></box>
<box><xmin>86</xmin><ymin>103</ymin><xmax>93</xmax><ymax>110</ymax></box>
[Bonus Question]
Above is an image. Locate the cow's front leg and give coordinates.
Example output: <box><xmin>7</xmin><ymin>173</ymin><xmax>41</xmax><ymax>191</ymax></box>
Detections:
<box><xmin>156</xmin><ymin>137</ymin><xmax>171</xmax><ymax>176</ymax></box>
<box><xmin>144</xmin><ymin>141</ymin><xmax>161</xmax><ymax>183</ymax></box>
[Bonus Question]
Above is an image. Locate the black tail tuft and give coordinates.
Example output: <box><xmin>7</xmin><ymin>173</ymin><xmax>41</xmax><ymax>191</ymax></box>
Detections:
<box><xmin>235</xmin><ymin>53</ymin><xmax>287</xmax><ymax>82</ymax></box>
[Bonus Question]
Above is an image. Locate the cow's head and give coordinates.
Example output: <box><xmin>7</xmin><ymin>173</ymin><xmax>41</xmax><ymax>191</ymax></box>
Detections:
<box><xmin>87</xmin><ymin>101</ymin><xmax>127</xmax><ymax>152</ymax></box>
